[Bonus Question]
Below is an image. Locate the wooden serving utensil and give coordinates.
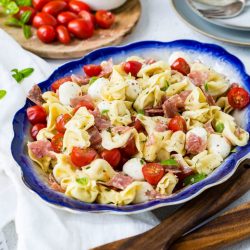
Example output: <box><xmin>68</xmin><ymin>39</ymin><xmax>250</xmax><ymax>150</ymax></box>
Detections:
<box><xmin>171</xmin><ymin>201</ymin><xmax>250</xmax><ymax>250</ymax></box>
<box><xmin>92</xmin><ymin>159</ymin><xmax>250</xmax><ymax>250</ymax></box>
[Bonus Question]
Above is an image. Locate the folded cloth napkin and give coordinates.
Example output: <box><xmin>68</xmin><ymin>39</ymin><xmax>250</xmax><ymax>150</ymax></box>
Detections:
<box><xmin>0</xmin><ymin>29</ymin><xmax>159</xmax><ymax>250</ymax></box>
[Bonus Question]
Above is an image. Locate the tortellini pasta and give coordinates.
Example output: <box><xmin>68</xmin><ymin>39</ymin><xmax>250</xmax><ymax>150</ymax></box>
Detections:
<box><xmin>156</xmin><ymin>173</ymin><xmax>178</xmax><ymax>195</ymax></box>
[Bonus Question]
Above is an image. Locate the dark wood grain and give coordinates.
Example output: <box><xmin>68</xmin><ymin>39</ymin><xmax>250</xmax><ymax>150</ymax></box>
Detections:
<box><xmin>170</xmin><ymin>201</ymin><xmax>250</xmax><ymax>250</ymax></box>
<box><xmin>92</xmin><ymin>159</ymin><xmax>250</xmax><ymax>250</ymax></box>
<box><xmin>0</xmin><ymin>0</ymin><xmax>141</xmax><ymax>59</ymax></box>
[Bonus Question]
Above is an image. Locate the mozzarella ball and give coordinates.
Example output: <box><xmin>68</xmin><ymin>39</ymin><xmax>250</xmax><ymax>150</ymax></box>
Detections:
<box><xmin>186</xmin><ymin>127</ymin><xmax>207</xmax><ymax>141</ymax></box>
<box><xmin>169</xmin><ymin>51</ymin><xmax>191</xmax><ymax>66</ymax></box>
<box><xmin>208</xmin><ymin>134</ymin><xmax>231</xmax><ymax>159</ymax></box>
<box><xmin>133</xmin><ymin>182</ymin><xmax>153</xmax><ymax>204</ymax></box>
<box><xmin>125</xmin><ymin>79</ymin><xmax>141</xmax><ymax>101</ymax></box>
<box><xmin>87</xmin><ymin>78</ymin><xmax>109</xmax><ymax>99</ymax></box>
<box><xmin>123</xmin><ymin>158</ymin><xmax>145</xmax><ymax>181</ymax></box>
<box><xmin>97</xmin><ymin>101</ymin><xmax>111</xmax><ymax>113</ymax></box>
<box><xmin>58</xmin><ymin>81</ymin><xmax>82</xmax><ymax>106</ymax></box>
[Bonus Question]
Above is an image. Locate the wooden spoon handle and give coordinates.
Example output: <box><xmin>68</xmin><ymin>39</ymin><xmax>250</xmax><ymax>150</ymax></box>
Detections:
<box><xmin>171</xmin><ymin>201</ymin><xmax>250</xmax><ymax>250</ymax></box>
<box><xmin>92</xmin><ymin>159</ymin><xmax>250</xmax><ymax>250</ymax></box>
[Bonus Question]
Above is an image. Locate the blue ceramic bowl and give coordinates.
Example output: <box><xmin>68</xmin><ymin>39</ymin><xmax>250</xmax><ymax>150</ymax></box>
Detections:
<box><xmin>11</xmin><ymin>40</ymin><xmax>250</xmax><ymax>214</ymax></box>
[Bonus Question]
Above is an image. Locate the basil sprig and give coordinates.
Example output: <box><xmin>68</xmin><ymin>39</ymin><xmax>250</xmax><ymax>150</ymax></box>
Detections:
<box><xmin>0</xmin><ymin>90</ymin><xmax>7</xmax><ymax>100</ymax></box>
<box><xmin>76</xmin><ymin>177</ymin><xmax>89</xmax><ymax>186</ymax></box>
<box><xmin>160</xmin><ymin>159</ymin><xmax>178</xmax><ymax>166</ymax></box>
<box><xmin>183</xmin><ymin>173</ymin><xmax>206</xmax><ymax>186</ymax></box>
<box><xmin>11</xmin><ymin>67</ymin><xmax>34</xmax><ymax>83</ymax></box>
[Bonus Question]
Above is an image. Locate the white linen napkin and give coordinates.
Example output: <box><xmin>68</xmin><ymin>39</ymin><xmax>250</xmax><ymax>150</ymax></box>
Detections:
<box><xmin>0</xmin><ymin>29</ymin><xmax>159</xmax><ymax>250</ymax></box>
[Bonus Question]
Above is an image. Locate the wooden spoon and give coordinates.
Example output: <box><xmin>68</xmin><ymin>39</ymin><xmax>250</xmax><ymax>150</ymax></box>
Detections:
<box><xmin>171</xmin><ymin>201</ymin><xmax>250</xmax><ymax>250</ymax></box>
<box><xmin>92</xmin><ymin>159</ymin><xmax>250</xmax><ymax>250</ymax></box>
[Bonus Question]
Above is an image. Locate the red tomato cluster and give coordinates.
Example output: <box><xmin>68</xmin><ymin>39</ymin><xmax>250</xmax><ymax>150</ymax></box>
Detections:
<box><xmin>14</xmin><ymin>0</ymin><xmax>115</xmax><ymax>44</ymax></box>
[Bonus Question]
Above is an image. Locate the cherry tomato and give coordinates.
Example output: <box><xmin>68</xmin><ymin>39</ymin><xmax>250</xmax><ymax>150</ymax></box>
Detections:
<box><xmin>14</xmin><ymin>6</ymin><xmax>36</xmax><ymax>24</ymax></box>
<box><xmin>32</xmin><ymin>0</ymin><xmax>50</xmax><ymax>11</ymax></box>
<box><xmin>68</xmin><ymin>0</ymin><xmax>90</xmax><ymax>13</ymax></box>
<box><xmin>123</xmin><ymin>61</ymin><xmax>142</xmax><ymax>77</ymax></box>
<box><xmin>134</xmin><ymin>119</ymin><xmax>144</xmax><ymax>133</ymax></box>
<box><xmin>71</xmin><ymin>147</ymin><xmax>97</xmax><ymax>168</ymax></box>
<box><xmin>37</xmin><ymin>25</ymin><xmax>56</xmax><ymax>43</ymax></box>
<box><xmin>79</xmin><ymin>10</ymin><xmax>95</xmax><ymax>24</ymax></box>
<box><xmin>51</xmin><ymin>76</ymin><xmax>72</xmax><ymax>92</ymax></box>
<box><xmin>121</xmin><ymin>137</ymin><xmax>138</xmax><ymax>157</ymax></box>
<box><xmin>168</xmin><ymin>115</ymin><xmax>187</xmax><ymax>132</ymax></box>
<box><xmin>57</xmin><ymin>11</ymin><xmax>78</xmax><ymax>25</ymax></box>
<box><xmin>68</xmin><ymin>18</ymin><xmax>94</xmax><ymax>39</ymax></box>
<box><xmin>171</xmin><ymin>58</ymin><xmax>190</xmax><ymax>76</ymax></box>
<box><xmin>51</xmin><ymin>133</ymin><xmax>64</xmax><ymax>153</ymax></box>
<box><xmin>142</xmin><ymin>163</ymin><xmax>164</xmax><ymax>185</ymax></box>
<box><xmin>83</xmin><ymin>64</ymin><xmax>102</xmax><ymax>77</ymax></box>
<box><xmin>73</xmin><ymin>100</ymin><xmax>95</xmax><ymax>114</ymax></box>
<box><xmin>27</xmin><ymin>105</ymin><xmax>47</xmax><ymax>125</ymax></box>
<box><xmin>30</xmin><ymin>123</ymin><xmax>46</xmax><ymax>140</ymax></box>
<box><xmin>227</xmin><ymin>86</ymin><xmax>250</xmax><ymax>109</ymax></box>
<box><xmin>101</xmin><ymin>149</ymin><xmax>121</xmax><ymax>169</ymax></box>
<box><xmin>32</xmin><ymin>12</ymin><xmax>57</xmax><ymax>28</ymax></box>
<box><xmin>42</xmin><ymin>0</ymin><xmax>67</xmax><ymax>16</ymax></box>
<box><xmin>56</xmin><ymin>25</ymin><xmax>71</xmax><ymax>44</ymax></box>
<box><xmin>95</xmin><ymin>10</ymin><xmax>115</xmax><ymax>29</ymax></box>
<box><xmin>55</xmin><ymin>114</ymin><xmax>71</xmax><ymax>133</ymax></box>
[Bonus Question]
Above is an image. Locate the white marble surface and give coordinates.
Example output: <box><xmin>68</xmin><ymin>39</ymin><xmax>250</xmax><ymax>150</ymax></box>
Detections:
<box><xmin>3</xmin><ymin>0</ymin><xmax>250</xmax><ymax>249</ymax></box>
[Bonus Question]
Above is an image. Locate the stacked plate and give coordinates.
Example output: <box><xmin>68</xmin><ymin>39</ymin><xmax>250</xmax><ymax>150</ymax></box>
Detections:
<box><xmin>171</xmin><ymin>0</ymin><xmax>250</xmax><ymax>46</ymax></box>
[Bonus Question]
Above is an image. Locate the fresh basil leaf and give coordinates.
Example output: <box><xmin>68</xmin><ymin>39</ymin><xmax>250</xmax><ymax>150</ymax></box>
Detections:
<box><xmin>76</xmin><ymin>177</ymin><xmax>88</xmax><ymax>186</ymax></box>
<box><xmin>20</xmin><ymin>67</ymin><xmax>34</xmax><ymax>77</ymax></box>
<box><xmin>5</xmin><ymin>17</ymin><xmax>22</xmax><ymax>27</ymax></box>
<box><xmin>215</xmin><ymin>122</ymin><xmax>224</xmax><ymax>133</ymax></box>
<box><xmin>0</xmin><ymin>0</ymin><xmax>9</xmax><ymax>7</ymax></box>
<box><xmin>11</xmin><ymin>69</ymin><xmax>23</xmax><ymax>83</ymax></box>
<box><xmin>160</xmin><ymin>159</ymin><xmax>178</xmax><ymax>166</ymax></box>
<box><xmin>184</xmin><ymin>173</ymin><xmax>206</xmax><ymax>186</ymax></box>
<box><xmin>89</xmin><ymin>76</ymin><xmax>98</xmax><ymax>85</ymax></box>
<box><xmin>137</xmin><ymin>110</ymin><xmax>145</xmax><ymax>115</ymax></box>
<box><xmin>20</xmin><ymin>10</ymin><xmax>32</xmax><ymax>24</ymax></box>
<box><xmin>16</xmin><ymin>0</ymin><xmax>31</xmax><ymax>6</ymax></box>
<box><xmin>101</xmin><ymin>109</ymin><xmax>109</xmax><ymax>115</ymax></box>
<box><xmin>5</xmin><ymin>1</ymin><xmax>19</xmax><ymax>14</ymax></box>
<box><xmin>23</xmin><ymin>24</ymin><xmax>32</xmax><ymax>39</ymax></box>
<box><xmin>204</xmin><ymin>82</ymin><xmax>209</xmax><ymax>91</ymax></box>
<box><xmin>0</xmin><ymin>90</ymin><xmax>7</xmax><ymax>99</ymax></box>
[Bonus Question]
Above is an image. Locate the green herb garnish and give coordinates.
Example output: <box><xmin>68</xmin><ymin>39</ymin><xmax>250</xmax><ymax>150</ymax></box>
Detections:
<box><xmin>137</xmin><ymin>110</ymin><xmax>145</xmax><ymax>115</ymax></box>
<box><xmin>183</xmin><ymin>173</ymin><xmax>206</xmax><ymax>186</ymax></box>
<box><xmin>89</xmin><ymin>76</ymin><xmax>98</xmax><ymax>85</ymax></box>
<box><xmin>16</xmin><ymin>0</ymin><xmax>31</xmax><ymax>6</ymax></box>
<box><xmin>11</xmin><ymin>67</ymin><xmax>34</xmax><ymax>83</ymax></box>
<box><xmin>204</xmin><ymin>82</ymin><xmax>209</xmax><ymax>91</ymax></box>
<box><xmin>101</xmin><ymin>109</ymin><xmax>109</xmax><ymax>115</ymax></box>
<box><xmin>23</xmin><ymin>24</ymin><xmax>32</xmax><ymax>39</ymax></box>
<box><xmin>215</xmin><ymin>122</ymin><xmax>224</xmax><ymax>133</ymax></box>
<box><xmin>76</xmin><ymin>177</ymin><xmax>88</xmax><ymax>186</ymax></box>
<box><xmin>0</xmin><ymin>90</ymin><xmax>7</xmax><ymax>100</ymax></box>
<box><xmin>160</xmin><ymin>159</ymin><xmax>178</xmax><ymax>166</ymax></box>
<box><xmin>20</xmin><ymin>10</ymin><xmax>32</xmax><ymax>24</ymax></box>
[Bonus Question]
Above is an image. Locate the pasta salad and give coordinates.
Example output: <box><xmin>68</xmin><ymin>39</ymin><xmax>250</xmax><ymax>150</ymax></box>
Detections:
<box><xmin>26</xmin><ymin>52</ymin><xmax>250</xmax><ymax>205</ymax></box>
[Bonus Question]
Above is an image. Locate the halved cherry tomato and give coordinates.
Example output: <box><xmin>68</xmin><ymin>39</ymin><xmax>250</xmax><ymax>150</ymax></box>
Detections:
<box><xmin>83</xmin><ymin>64</ymin><xmax>102</xmax><ymax>77</ymax></box>
<box><xmin>42</xmin><ymin>0</ymin><xmax>67</xmax><ymax>16</ymax></box>
<box><xmin>71</xmin><ymin>147</ymin><xmax>97</xmax><ymax>168</ymax></box>
<box><xmin>168</xmin><ymin>115</ymin><xmax>187</xmax><ymax>132</ymax></box>
<box><xmin>227</xmin><ymin>86</ymin><xmax>250</xmax><ymax>109</ymax></box>
<box><xmin>56</xmin><ymin>25</ymin><xmax>71</xmax><ymax>44</ymax></box>
<box><xmin>27</xmin><ymin>105</ymin><xmax>47</xmax><ymax>125</ymax></box>
<box><xmin>32</xmin><ymin>0</ymin><xmax>50</xmax><ymax>11</ymax></box>
<box><xmin>134</xmin><ymin>119</ymin><xmax>144</xmax><ymax>133</ymax></box>
<box><xmin>95</xmin><ymin>10</ymin><xmax>115</xmax><ymax>29</ymax></box>
<box><xmin>37</xmin><ymin>25</ymin><xmax>56</xmax><ymax>43</ymax></box>
<box><xmin>51</xmin><ymin>133</ymin><xmax>64</xmax><ymax>153</ymax></box>
<box><xmin>68</xmin><ymin>0</ymin><xmax>90</xmax><ymax>13</ymax></box>
<box><xmin>57</xmin><ymin>11</ymin><xmax>78</xmax><ymax>25</ymax></box>
<box><xmin>32</xmin><ymin>12</ymin><xmax>57</xmax><ymax>28</ymax></box>
<box><xmin>56</xmin><ymin>114</ymin><xmax>71</xmax><ymax>133</ymax></box>
<box><xmin>14</xmin><ymin>6</ymin><xmax>36</xmax><ymax>24</ymax></box>
<box><xmin>30</xmin><ymin>123</ymin><xmax>46</xmax><ymax>140</ymax></box>
<box><xmin>142</xmin><ymin>163</ymin><xmax>164</xmax><ymax>185</ymax></box>
<box><xmin>121</xmin><ymin>136</ymin><xmax>138</xmax><ymax>157</ymax></box>
<box><xmin>101</xmin><ymin>149</ymin><xmax>121</xmax><ymax>169</ymax></box>
<box><xmin>79</xmin><ymin>10</ymin><xmax>95</xmax><ymax>24</ymax></box>
<box><xmin>68</xmin><ymin>18</ymin><xmax>94</xmax><ymax>39</ymax></box>
<box><xmin>51</xmin><ymin>76</ymin><xmax>72</xmax><ymax>92</ymax></box>
<box><xmin>73</xmin><ymin>100</ymin><xmax>95</xmax><ymax>113</ymax></box>
<box><xmin>123</xmin><ymin>61</ymin><xmax>142</xmax><ymax>77</ymax></box>
<box><xmin>171</xmin><ymin>58</ymin><xmax>190</xmax><ymax>76</ymax></box>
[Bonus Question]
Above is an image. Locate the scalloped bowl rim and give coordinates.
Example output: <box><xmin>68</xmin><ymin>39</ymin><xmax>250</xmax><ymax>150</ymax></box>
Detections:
<box><xmin>11</xmin><ymin>40</ymin><xmax>250</xmax><ymax>214</ymax></box>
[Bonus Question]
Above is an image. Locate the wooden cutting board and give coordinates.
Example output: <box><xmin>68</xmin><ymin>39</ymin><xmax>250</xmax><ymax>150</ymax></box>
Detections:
<box><xmin>0</xmin><ymin>0</ymin><xmax>141</xmax><ymax>59</ymax></box>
